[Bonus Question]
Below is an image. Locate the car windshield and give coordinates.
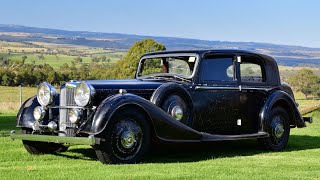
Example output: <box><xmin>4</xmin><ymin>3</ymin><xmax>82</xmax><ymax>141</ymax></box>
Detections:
<box><xmin>137</xmin><ymin>55</ymin><xmax>197</xmax><ymax>79</ymax></box>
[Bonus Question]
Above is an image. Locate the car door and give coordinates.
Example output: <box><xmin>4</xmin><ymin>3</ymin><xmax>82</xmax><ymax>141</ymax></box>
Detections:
<box><xmin>191</xmin><ymin>53</ymin><xmax>242</xmax><ymax>135</ymax></box>
<box><xmin>237</xmin><ymin>54</ymin><xmax>269</xmax><ymax>134</ymax></box>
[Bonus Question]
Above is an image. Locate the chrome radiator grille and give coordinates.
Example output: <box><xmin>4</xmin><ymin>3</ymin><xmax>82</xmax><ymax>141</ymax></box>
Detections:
<box><xmin>59</xmin><ymin>88</ymin><xmax>76</xmax><ymax>136</ymax></box>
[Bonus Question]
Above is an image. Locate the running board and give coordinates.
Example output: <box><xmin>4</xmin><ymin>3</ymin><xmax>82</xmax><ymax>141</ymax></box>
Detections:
<box><xmin>201</xmin><ymin>132</ymin><xmax>269</xmax><ymax>142</ymax></box>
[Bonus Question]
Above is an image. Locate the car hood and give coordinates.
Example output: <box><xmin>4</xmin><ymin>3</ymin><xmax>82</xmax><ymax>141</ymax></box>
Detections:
<box><xmin>84</xmin><ymin>79</ymin><xmax>164</xmax><ymax>90</ymax></box>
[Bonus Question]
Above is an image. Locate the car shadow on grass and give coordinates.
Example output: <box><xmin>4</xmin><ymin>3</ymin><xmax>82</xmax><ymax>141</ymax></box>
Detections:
<box><xmin>53</xmin><ymin>147</ymin><xmax>98</xmax><ymax>161</ymax></box>
<box><xmin>0</xmin><ymin>115</ymin><xmax>17</xmax><ymax>137</ymax></box>
<box><xmin>144</xmin><ymin>135</ymin><xmax>320</xmax><ymax>163</ymax></box>
<box><xmin>146</xmin><ymin>135</ymin><xmax>320</xmax><ymax>163</ymax></box>
<box><xmin>55</xmin><ymin>135</ymin><xmax>320</xmax><ymax>163</ymax></box>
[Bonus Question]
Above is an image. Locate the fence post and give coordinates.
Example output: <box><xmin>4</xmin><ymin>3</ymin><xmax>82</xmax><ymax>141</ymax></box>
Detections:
<box><xmin>19</xmin><ymin>85</ymin><xmax>22</xmax><ymax>106</ymax></box>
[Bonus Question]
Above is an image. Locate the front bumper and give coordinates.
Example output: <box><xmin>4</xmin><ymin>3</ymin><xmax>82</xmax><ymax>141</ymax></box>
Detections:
<box><xmin>10</xmin><ymin>130</ymin><xmax>100</xmax><ymax>145</ymax></box>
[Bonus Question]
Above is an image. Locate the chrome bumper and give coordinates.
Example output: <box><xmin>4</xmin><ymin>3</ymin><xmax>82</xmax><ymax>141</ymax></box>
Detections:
<box><xmin>10</xmin><ymin>130</ymin><xmax>100</xmax><ymax>145</ymax></box>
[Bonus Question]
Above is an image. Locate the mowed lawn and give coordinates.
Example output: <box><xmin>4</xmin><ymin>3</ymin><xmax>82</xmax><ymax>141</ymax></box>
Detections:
<box><xmin>0</xmin><ymin>109</ymin><xmax>319</xmax><ymax>179</ymax></box>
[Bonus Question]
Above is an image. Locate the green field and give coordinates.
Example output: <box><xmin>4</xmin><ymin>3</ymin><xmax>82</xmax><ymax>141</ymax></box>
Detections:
<box><xmin>0</xmin><ymin>86</ymin><xmax>37</xmax><ymax>114</ymax></box>
<box><xmin>1</xmin><ymin>53</ymin><xmax>121</xmax><ymax>69</ymax></box>
<box><xmin>0</xmin><ymin>110</ymin><xmax>319</xmax><ymax>179</ymax></box>
<box><xmin>0</xmin><ymin>85</ymin><xmax>319</xmax><ymax>179</ymax></box>
<box><xmin>0</xmin><ymin>40</ymin><xmax>125</xmax><ymax>69</ymax></box>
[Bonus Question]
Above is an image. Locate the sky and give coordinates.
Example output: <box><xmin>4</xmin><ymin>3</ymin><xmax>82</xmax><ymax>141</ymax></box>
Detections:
<box><xmin>0</xmin><ymin>0</ymin><xmax>320</xmax><ymax>48</ymax></box>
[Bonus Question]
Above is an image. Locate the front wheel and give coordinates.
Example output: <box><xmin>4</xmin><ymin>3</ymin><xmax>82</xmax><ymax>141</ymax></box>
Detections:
<box><xmin>95</xmin><ymin>108</ymin><xmax>151</xmax><ymax>164</ymax></box>
<box><xmin>23</xmin><ymin>140</ymin><xmax>68</xmax><ymax>154</ymax></box>
<box><xmin>261</xmin><ymin>107</ymin><xmax>290</xmax><ymax>151</ymax></box>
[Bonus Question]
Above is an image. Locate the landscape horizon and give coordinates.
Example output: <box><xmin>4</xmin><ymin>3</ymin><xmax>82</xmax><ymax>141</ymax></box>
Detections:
<box><xmin>1</xmin><ymin>24</ymin><xmax>320</xmax><ymax>67</ymax></box>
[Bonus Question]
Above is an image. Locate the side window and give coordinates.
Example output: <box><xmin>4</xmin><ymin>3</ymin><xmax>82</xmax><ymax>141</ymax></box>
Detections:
<box><xmin>200</xmin><ymin>57</ymin><xmax>235</xmax><ymax>82</ymax></box>
<box><xmin>240</xmin><ymin>62</ymin><xmax>265</xmax><ymax>83</ymax></box>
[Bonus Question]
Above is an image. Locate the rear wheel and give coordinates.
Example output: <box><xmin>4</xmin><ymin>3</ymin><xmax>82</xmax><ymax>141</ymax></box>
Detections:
<box><xmin>161</xmin><ymin>94</ymin><xmax>190</xmax><ymax>125</ymax></box>
<box><xmin>261</xmin><ymin>107</ymin><xmax>290</xmax><ymax>151</ymax></box>
<box><xmin>150</xmin><ymin>82</ymin><xmax>193</xmax><ymax>126</ymax></box>
<box><xmin>95</xmin><ymin>108</ymin><xmax>151</xmax><ymax>164</ymax></box>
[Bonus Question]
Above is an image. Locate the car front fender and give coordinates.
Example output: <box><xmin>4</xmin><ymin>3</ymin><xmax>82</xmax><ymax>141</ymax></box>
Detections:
<box><xmin>87</xmin><ymin>93</ymin><xmax>202</xmax><ymax>142</ymax></box>
<box><xmin>259</xmin><ymin>90</ymin><xmax>306</xmax><ymax>131</ymax></box>
<box><xmin>16</xmin><ymin>96</ymin><xmax>39</xmax><ymax>129</ymax></box>
<box><xmin>16</xmin><ymin>95</ymin><xmax>60</xmax><ymax>129</ymax></box>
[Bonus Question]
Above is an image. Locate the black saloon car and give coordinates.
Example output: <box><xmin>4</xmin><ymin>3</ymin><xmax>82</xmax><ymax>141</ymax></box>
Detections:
<box><xmin>11</xmin><ymin>50</ymin><xmax>312</xmax><ymax>164</ymax></box>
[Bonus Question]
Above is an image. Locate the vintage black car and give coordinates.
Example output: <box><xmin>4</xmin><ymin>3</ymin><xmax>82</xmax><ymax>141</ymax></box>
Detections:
<box><xmin>11</xmin><ymin>50</ymin><xmax>312</xmax><ymax>164</ymax></box>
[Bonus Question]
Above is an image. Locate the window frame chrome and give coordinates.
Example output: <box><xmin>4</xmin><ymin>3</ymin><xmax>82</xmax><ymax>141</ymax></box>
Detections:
<box><xmin>136</xmin><ymin>53</ymin><xmax>200</xmax><ymax>80</ymax></box>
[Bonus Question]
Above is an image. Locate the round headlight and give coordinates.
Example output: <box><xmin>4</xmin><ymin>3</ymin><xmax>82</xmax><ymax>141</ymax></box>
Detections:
<box><xmin>69</xmin><ymin>109</ymin><xmax>82</xmax><ymax>124</ymax></box>
<box><xmin>74</xmin><ymin>82</ymin><xmax>95</xmax><ymax>107</ymax></box>
<box><xmin>37</xmin><ymin>82</ymin><xmax>57</xmax><ymax>106</ymax></box>
<box><xmin>33</xmin><ymin>106</ymin><xmax>46</xmax><ymax>121</ymax></box>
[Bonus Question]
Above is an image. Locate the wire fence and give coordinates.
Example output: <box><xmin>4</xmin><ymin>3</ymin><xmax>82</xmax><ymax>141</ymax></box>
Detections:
<box><xmin>0</xmin><ymin>86</ymin><xmax>37</xmax><ymax>114</ymax></box>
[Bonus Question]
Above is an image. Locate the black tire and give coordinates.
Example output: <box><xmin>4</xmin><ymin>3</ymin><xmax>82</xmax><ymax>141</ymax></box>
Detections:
<box><xmin>22</xmin><ymin>129</ymin><xmax>69</xmax><ymax>154</ymax></box>
<box><xmin>55</xmin><ymin>145</ymin><xmax>69</xmax><ymax>152</ymax></box>
<box><xmin>22</xmin><ymin>140</ymin><xmax>68</xmax><ymax>154</ymax></box>
<box><xmin>161</xmin><ymin>94</ymin><xmax>190</xmax><ymax>125</ymax></box>
<box><xmin>261</xmin><ymin>107</ymin><xmax>290</xmax><ymax>151</ymax></box>
<box><xmin>95</xmin><ymin>108</ymin><xmax>151</xmax><ymax>164</ymax></box>
<box><xmin>151</xmin><ymin>82</ymin><xmax>193</xmax><ymax>126</ymax></box>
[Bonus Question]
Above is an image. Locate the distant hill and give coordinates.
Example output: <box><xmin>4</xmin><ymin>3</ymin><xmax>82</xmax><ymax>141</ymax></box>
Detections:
<box><xmin>1</xmin><ymin>24</ymin><xmax>320</xmax><ymax>66</ymax></box>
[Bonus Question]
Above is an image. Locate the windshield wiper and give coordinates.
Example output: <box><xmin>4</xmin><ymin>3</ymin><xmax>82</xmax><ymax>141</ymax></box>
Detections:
<box><xmin>172</xmin><ymin>75</ymin><xmax>191</xmax><ymax>82</ymax></box>
<box><xmin>144</xmin><ymin>74</ymin><xmax>191</xmax><ymax>83</ymax></box>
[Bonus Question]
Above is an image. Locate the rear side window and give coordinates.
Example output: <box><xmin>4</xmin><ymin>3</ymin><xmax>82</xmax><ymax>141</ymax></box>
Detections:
<box><xmin>240</xmin><ymin>62</ymin><xmax>264</xmax><ymax>83</ymax></box>
<box><xmin>200</xmin><ymin>57</ymin><xmax>235</xmax><ymax>82</ymax></box>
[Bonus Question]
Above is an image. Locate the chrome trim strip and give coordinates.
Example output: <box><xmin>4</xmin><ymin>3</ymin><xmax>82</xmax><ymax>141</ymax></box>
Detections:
<box><xmin>51</xmin><ymin>106</ymin><xmax>89</xmax><ymax>109</ymax></box>
<box><xmin>136</xmin><ymin>53</ymin><xmax>200</xmax><ymax>79</ymax></box>
<box><xmin>241</xmin><ymin>87</ymin><xmax>273</xmax><ymax>91</ymax></box>
<box><xmin>195</xmin><ymin>86</ymin><xmax>273</xmax><ymax>91</ymax></box>
<box><xmin>59</xmin><ymin>88</ymin><xmax>67</xmax><ymax>135</ymax></box>
<box><xmin>195</xmin><ymin>86</ymin><xmax>238</xmax><ymax>90</ymax></box>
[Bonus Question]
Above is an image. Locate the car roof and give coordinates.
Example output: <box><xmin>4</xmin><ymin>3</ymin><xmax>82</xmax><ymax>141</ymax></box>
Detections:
<box><xmin>141</xmin><ymin>49</ymin><xmax>280</xmax><ymax>86</ymax></box>
<box><xmin>142</xmin><ymin>49</ymin><xmax>275</xmax><ymax>62</ymax></box>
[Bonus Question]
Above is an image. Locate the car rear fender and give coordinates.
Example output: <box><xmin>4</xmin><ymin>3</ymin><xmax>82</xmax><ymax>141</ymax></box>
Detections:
<box><xmin>89</xmin><ymin>93</ymin><xmax>202</xmax><ymax>141</ymax></box>
<box><xmin>259</xmin><ymin>90</ymin><xmax>306</xmax><ymax>131</ymax></box>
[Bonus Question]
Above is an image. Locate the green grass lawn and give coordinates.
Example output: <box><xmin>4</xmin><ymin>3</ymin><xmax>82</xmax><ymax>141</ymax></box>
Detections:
<box><xmin>0</xmin><ymin>110</ymin><xmax>319</xmax><ymax>179</ymax></box>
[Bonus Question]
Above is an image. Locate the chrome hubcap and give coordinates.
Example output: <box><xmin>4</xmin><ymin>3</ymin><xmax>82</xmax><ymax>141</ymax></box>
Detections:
<box><xmin>274</xmin><ymin>123</ymin><xmax>284</xmax><ymax>139</ymax></box>
<box><xmin>171</xmin><ymin>106</ymin><xmax>183</xmax><ymax>121</ymax></box>
<box><xmin>120</xmin><ymin>131</ymin><xmax>136</xmax><ymax>149</ymax></box>
<box><xmin>271</xmin><ymin>116</ymin><xmax>285</xmax><ymax>143</ymax></box>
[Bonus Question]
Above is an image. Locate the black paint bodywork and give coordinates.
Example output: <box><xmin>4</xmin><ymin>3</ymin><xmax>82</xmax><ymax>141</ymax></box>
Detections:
<box><xmin>16</xmin><ymin>50</ymin><xmax>307</xmax><ymax>143</ymax></box>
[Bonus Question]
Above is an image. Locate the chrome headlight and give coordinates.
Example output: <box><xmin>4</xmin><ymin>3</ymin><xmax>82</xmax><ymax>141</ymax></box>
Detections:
<box><xmin>74</xmin><ymin>82</ymin><xmax>95</xmax><ymax>107</ymax></box>
<box><xmin>33</xmin><ymin>106</ymin><xmax>46</xmax><ymax>121</ymax></box>
<box><xmin>37</xmin><ymin>82</ymin><xmax>57</xmax><ymax>106</ymax></box>
<box><xmin>68</xmin><ymin>109</ymin><xmax>82</xmax><ymax>124</ymax></box>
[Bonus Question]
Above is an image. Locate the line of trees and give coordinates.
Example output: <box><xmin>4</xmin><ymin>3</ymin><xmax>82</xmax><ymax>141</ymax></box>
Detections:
<box><xmin>287</xmin><ymin>68</ymin><xmax>320</xmax><ymax>99</ymax></box>
<box><xmin>0</xmin><ymin>38</ymin><xmax>166</xmax><ymax>86</ymax></box>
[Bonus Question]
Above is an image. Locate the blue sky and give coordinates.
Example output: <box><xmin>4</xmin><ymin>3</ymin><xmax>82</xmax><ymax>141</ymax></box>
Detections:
<box><xmin>1</xmin><ymin>0</ymin><xmax>320</xmax><ymax>47</ymax></box>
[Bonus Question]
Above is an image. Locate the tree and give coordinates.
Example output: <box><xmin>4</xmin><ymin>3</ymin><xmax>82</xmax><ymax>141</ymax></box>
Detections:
<box><xmin>21</xmin><ymin>55</ymin><xmax>28</xmax><ymax>64</ymax></box>
<box><xmin>111</xmin><ymin>38</ymin><xmax>166</xmax><ymax>79</ymax></box>
<box><xmin>55</xmin><ymin>54</ymin><xmax>60</xmax><ymax>61</ymax></box>
<box><xmin>91</xmin><ymin>56</ymin><xmax>100</xmax><ymax>63</ymax></box>
<box><xmin>37</xmin><ymin>54</ymin><xmax>45</xmax><ymax>60</ymax></box>
<box><xmin>288</xmin><ymin>68</ymin><xmax>319</xmax><ymax>99</ymax></box>
<box><xmin>7</xmin><ymin>49</ymin><xmax>12</xmax><ymax>55</ymax></box>
<box><xmin>74</xmin><ymin>56</ymin><xmax>83</xmax><ymax>63</ymax></box>
<box><xmin>100</xmin><ymin>55</ymin><xmax>107</xmax><ymax>62</ymax></box>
